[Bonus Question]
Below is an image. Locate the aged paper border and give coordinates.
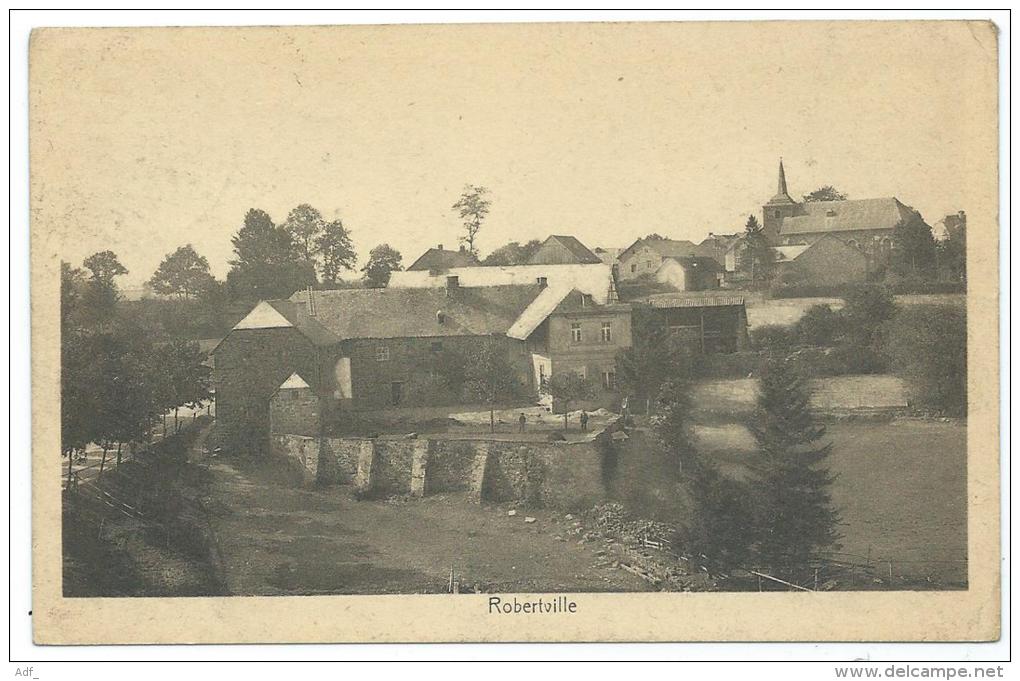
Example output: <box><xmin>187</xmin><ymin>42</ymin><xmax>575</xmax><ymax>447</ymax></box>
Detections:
<box><xmin>29</xmin><ymin>21</ymin><xmax>1001</xmax><ymax>644</ymax></box>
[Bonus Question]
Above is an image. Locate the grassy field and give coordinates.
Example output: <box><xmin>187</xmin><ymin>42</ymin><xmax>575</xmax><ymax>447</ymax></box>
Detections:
<box><xmin>696</xmin><ymin>419</ymin><xmax>967</xmax><ymax>586</ymax></box>
<box><xmin>745</xmin><ymin>293</ymin><xmax>966</xmax><ymax>329</ymax></box>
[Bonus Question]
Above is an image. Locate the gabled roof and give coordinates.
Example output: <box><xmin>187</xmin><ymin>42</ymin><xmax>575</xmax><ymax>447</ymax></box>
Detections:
<box><xmin>286</xmin><ymin>285</ymin><xmax>543</xmax><ymax>340</ymax></box>
<box><xmin>620</xmin><ymin>237</ymin><xmax>699</xmax><ymax>261</ymax></box>
<box><xmin>220</xmin><ymin>299</ymin><xmax>341</xmax><ymax>350</ymax></box>
<box><xmin>780</xmin><ymin>198</ymin><xmax>918</xmax><ymax>235</ymax></box>
<box><xmin>406</xmin><ymin>247</ymin><xmax>478</xmax><ymax>271</ymax></box>
<box><xmin>277</xmin><ymin>372</ymin><xmax>311</xmax><ymax>390</ymax></box>
<box><xmin>506</xmin><ymin>286</ymin><xmax>630</xmax><ymax>341</ymax></box>
<box><xmin>639</xmin><ymin>291</ymin><xmax>746</xmax><ymax>308</ymax></box>
<box><xmin>528</xmin><ymin>235</ymin><xmax>602</xmax><ymax>265</ymax></box>
<box><xmin>771</xmin><ymin>245</ymin><xmax>812</xmax><ymax>262</ymax></box>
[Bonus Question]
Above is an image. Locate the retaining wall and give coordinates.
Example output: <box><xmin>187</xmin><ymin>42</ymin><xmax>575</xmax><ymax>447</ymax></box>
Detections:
<box><xmin>271</xmin><ymin>429</ymin><xmax>615</xmax><ymax>511</ymax></box>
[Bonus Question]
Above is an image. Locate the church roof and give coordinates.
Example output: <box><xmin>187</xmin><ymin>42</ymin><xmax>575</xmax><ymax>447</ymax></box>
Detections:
<box><xmin>779</xmin><ymin>198</ymin><xmax>918</xmax><ymax>236</ymax></box>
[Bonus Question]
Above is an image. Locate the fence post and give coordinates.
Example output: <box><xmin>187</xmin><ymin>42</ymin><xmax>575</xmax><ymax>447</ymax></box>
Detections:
<box><xmin>814</xmin><ymin>568</ymin><xmax>819</xmax><ymax>591</ymax></box>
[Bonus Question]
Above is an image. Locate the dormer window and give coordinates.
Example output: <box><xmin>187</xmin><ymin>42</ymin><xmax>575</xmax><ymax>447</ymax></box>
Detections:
<box><xmin>536</xmin><ymin>276</ymin><xmax>548</xmax><ymax>287</ymax></box>
<box><xmin>581</xmin><ymin>293</ymin><xmax>593</xmax><ymax>307</ymax></box>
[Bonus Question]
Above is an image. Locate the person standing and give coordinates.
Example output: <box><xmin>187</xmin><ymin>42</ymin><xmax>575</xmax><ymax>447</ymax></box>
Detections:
<box><xmin>580</xmin><ymin>410</ymin><xmax>589</xmax><ymax>432</ymax></box>
<box><xmin>518</xmin><ymin>412</ymin><xmax>527</xmax><ymax>433</ymax></box>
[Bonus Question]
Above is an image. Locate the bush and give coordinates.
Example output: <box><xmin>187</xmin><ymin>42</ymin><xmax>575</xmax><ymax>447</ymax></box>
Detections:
<box><xmin>794</xmin><ymin>304</ymin><xmax>842</xmax><ymax>346</ymax></box>
<box><xmin>884</xmin><ymin>305</ymin><xmax>967</xmax><ymax>414</ymax></box>
<box><xmin>750</xmin><ymin>324</ymin><xmax>797</xmax><ymax>353</ymax></box>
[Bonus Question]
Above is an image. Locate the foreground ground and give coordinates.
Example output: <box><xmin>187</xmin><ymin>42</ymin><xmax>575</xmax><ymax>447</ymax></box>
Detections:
<box><xmin>200</xmin><ymin>453</ymin><xmax>649</xmax><ymax>595</ymax></box>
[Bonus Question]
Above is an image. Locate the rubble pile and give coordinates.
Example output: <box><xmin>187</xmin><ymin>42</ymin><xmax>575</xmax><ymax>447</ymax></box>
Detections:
<box><xmin>577</xmin><ymin>503</ymin><xmax>718</xmax><ymax>592</ymax></box>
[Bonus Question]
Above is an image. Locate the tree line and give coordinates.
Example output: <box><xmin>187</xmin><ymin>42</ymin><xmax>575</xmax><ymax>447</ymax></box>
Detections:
<box><xmin>62</xmin><ymin>253</ymin><xmax>212</xmax><ymax>484</ymax></box>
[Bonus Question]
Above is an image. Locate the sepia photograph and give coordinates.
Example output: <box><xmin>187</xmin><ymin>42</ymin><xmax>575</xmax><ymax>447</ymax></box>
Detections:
<box><xmin>26</xmin><ymin>17</ymin><xmax>1001</xmax><ymax>645</ymax></box>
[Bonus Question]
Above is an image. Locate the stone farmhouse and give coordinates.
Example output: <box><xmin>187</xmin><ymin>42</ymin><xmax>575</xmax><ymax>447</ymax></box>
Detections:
<box><xmin>214</xmin><ymin>261</ymin><xmax>634</xmax><ymax>451</ymax></box>
<box><xmin>617</xmin><ymin>237</ymin><xmax>699</xmax><ymax>280</ymax></box>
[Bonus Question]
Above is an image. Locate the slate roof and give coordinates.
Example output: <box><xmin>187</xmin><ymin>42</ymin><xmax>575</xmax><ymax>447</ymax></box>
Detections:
<box><xmin>779</xmin><ymin>198</ymin><xmax>918</xmax><ymax>236</ymax></box>
<box><xmin>406</xmin><ymin>247</ymin><xmax>478</xmax><ymax>271</ymax></box>
<box><xmin>286</xmin><ymin>285</ymin><xmax>543</xmax><ymax>340</ymax></box>
<box><xmin>530</xmin><ymin>235</ymin><xmax>602</xmax><ymax>264</ymax></box>
<box><xmin>266</xmin><ymin>299</ymin><xmax>343</xmax><ymax>346</ymax></box>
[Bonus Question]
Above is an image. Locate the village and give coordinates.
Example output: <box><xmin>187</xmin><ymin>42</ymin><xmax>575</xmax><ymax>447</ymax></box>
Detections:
<box><xmin>60</xmin><ymin>160</ymin><xmax>969</xmax><ymax>597</ymax></box>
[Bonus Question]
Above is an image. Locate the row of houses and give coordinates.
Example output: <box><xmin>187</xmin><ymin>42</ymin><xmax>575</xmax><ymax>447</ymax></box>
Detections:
<box><xmin>212</xmin><ymin>256</ymin><xmax>748</xmax><ymax>450</ymax></box>
<box><xmin>211</xmin><ymin>159</ymin><xmax>941</xmax><ymax>451</ymax></box>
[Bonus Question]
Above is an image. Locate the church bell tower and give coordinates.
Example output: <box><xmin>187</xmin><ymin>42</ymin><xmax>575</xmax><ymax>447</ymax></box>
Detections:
<box><xmin>763</xmin><ymin>158</ymin><xmax>799</xmax><ymax>244</ymax></box>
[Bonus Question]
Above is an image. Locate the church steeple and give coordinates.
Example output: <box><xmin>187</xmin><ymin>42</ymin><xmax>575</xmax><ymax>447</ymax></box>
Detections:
<box><xmin>767</xmin><ymin>157</ymin><xmax>796</xmax><ymax>205</ymax></box>
<box><xmin>763</xmin><ymin>157</ymin><xmax>798</xmax><ymax>245</ymax></box>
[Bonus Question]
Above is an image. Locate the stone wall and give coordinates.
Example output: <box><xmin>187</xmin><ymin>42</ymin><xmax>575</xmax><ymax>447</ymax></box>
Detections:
<box><xmin>272</xmin><ymin>426</ymin><xmax>617</xmax><ymax>510</ymax></box>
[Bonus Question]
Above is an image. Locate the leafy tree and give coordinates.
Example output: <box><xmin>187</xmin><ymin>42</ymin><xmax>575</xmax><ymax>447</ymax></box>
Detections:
<box><xmin>650</xmin><ymin>378</ymin><xmax>696</xmax><ymax>471</ymax></box>
<box><xmin>159</xmin><ymin>338</ymin><xmax>213</xmax><ymax>433</ymax></box>
<box><xmin>83</xmin><ymin>250</ymin><xmax>128</xmax><ymax>284</ymax></box>
<box><xmin>885</xmin><ymin>305</ymin><xmax>967</xmax><ymax>415</ymax></box>
<box><xmin>316</xmin><ymin>219</ymin><xmax>357</xmax><ymax>286</ymax></box>
<box><xmin>227</xmin><ymin>208</ymin><xmax>316</xmax><ymax>301</ymax></box>
<box><xmin>482</xmin><ymin>239</ymin><xmax>542</xmax><ymax>266</ymax></box>
<box><xmin>802</xmin><ymin>186</ymin><xmax>848</xmax><ymax>202</ymax></box>
<box><xmin>362</xmin><ymin>244</ymin><xmax>403</xmax><ymax>288</ymax></box>
<box><xmin>739</xmin><ymin>215</ymin><xmax>775</xmax><ymax>289</ymax></box>
<box><xmin>148</xmin><ymin>244</ymin><xmax>216</xmax><ymax>300</ymax></box>
<box><xmin>841</xmin><ymin>283</ymin><xmax>896</xmax><ymax>349</ymax></box>
<box><xmin>643</xmin><ymin>233</ymin><xmax>667</xmax><ymax>241</ymax></box>
<box><xmin>748</xmin><ymin>358</ymin><xmax>841</xmax><ymax>576</ymax></box>
<box><xmin>284</xmin><ymin>203</ymin><xmax>326</xmax><ymax>262</ymax></box>
<box><xmin>890</xmin><ymin>211</ymin><xmax>936</xmax><ymax>278</ymax></box>
<box><xmin>80</xmin><ymin>251</ymin><xmax>128</xmax><ymax>323</ymax></box>
<box><xmin>544</xmin><ymin>371</ymin><xmax>595</xmax><ymax>430</ymax></box>
<box><xmin>61</xmin><ymin>262</ymin><xmax>87</xmax><ymax>332</ymax></box>
<box><xmin>615</xmin><ymin>309</ymin><xmax>692</xmax><ymax>411</ymax></box>
<box><xmin>452</xmin><ymin>184</ymin><xmax>491</xmax><ymax>257</ymax></box>
<box><xmin>462</xmin><ymin>339</ymin><xmax>527</xmax><ymax>432</ymax></box>
<box><xmin>794</xmin><ymin>304</ymin><xmax>842</xmax><ymax>347</ymax></box>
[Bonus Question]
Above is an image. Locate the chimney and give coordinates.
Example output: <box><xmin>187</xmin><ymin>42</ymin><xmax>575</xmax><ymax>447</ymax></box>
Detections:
<box><xmin>459</xmin><ymin>244</ymin><xmax>466</xmax><ymax>253</ymax></box>
<box><xmin>306</xmin><ymin>285</ymin><xmax>317</xmax><ymax>316</ymax></box>
<box><xmin>437</xmin><ymin>243</ymin><xmax>443</xmax><ymax>251</ymax></box>
<box><xmin>536</xmin><ymin>276</ymin><xmax>548</xmax><ymax>288</ymax></box>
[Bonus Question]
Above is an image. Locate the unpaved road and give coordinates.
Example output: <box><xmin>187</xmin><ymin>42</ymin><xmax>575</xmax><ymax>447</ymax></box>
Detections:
<box><xmin>199</xmin><ymin>456</ymin><xmax>650</xmax><ymax>595</ymax></box>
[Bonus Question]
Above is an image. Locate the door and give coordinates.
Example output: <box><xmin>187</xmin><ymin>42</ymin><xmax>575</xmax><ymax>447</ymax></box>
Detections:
<box><xmin>391</xmin><ymin>381</ymin><xmax>404</xmax><ymax>406</ymax></box>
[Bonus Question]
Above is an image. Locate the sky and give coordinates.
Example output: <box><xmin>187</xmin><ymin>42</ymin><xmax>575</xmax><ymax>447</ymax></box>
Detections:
<box><xmin>30</xmin><ymin>21</ymin><xmax>998</xmax><ymax>287</ymax></box>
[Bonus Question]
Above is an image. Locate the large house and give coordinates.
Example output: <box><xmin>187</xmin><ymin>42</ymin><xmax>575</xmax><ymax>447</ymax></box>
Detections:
<box><xmin>763</xmin><ymin>159</ymin><xmax>924</xmax><ymax>272</ymax></box>
<box><xmin>213</xmin><ymin>262</ymin><xmax>632</xmax><ymax>451</ymax></box>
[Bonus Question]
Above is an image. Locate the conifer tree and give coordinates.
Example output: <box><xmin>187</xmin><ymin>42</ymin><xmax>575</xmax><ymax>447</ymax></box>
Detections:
<box><xmin>748</xmin><ymin>358</ymin><xmax>841</xmax><ymax>576</ymax></box>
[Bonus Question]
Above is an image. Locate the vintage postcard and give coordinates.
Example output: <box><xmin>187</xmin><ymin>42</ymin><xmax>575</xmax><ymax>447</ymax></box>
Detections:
<box><xmin>30</xmin><ymin>20</ymin><xmax>1000</xmax><ymax>643</ymax></box>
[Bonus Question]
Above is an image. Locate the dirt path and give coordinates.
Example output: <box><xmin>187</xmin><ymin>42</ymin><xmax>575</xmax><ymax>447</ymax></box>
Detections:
<box><xmin>201</xmin><ymin>457</ymin><xmax>650</xmax><ymax>595</ymax></box>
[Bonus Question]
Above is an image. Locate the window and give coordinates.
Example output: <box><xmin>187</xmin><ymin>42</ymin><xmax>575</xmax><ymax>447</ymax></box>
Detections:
<box><xmin>570</xmin><ymin>323</ymin><xmax>582</xmax><ymax>343</ymax></box>
<box><xmin>601</xmin><ymin>321</ymin><xmax>612</xmax><ymax>343</ymax></box>
<box><xmin>536</xmin><ymin>276</ymin><xmax>548</xmax><ymax>287</ymax></box>
<box><xmin>602</xmin><ymin>370</ymin><xmax>616</xmax><ymax>390</ymax></box>
<box><xmin>431</xmin><ymin>341</ymin><xmax>443</xmax><ymax>353</ymax></box>
<box><xmin>375</xmin><ymin>346</ymin><xmax>390</xmax><ymax>361</ymax></box>
<box><xmin>630</xmin><ymin>264</ymin><xmax>636</xmax><ymax>273</ymax></box>
<box><xmin>774</xmin><ymin>210</ymin><xmax>781</xmax><ymax>218</ymax></box>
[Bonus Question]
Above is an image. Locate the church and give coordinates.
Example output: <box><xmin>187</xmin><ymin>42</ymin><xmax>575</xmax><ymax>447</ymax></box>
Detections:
<box><xmin>762</xmin><ymin>159</ymin><xmax>924</xmax><ymax>271</ymax></box>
